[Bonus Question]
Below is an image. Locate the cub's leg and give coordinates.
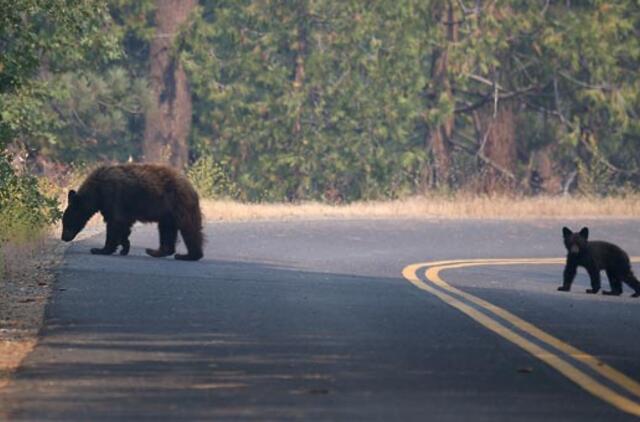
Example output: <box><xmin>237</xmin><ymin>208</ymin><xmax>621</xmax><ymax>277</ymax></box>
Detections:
<box><xmin>91</xmin><ymin>221</ymin><xmax>124</xmax><ymax>255</ymax></box>
<box><xmin>585</xmin><ymin>264</ymin><xmax>601</xmax><ymax>294</ymax></box>
<box><xmin>146</xmin><ymin>218</ymin><xmax>177</xmax><ymax>258</ymax></box>
<box><xmin>622</xmin><ymin>272</ymin><xmax>640</xmax><ymax>298</ymax></box>
<box><xmin>558</xmin><ymin>260</ymin><xmax>577</xmax><ymax>292</ymax></box>
<box><xmin>602</xmin><ymin>270</ymin><xmax>623</xmax><ymax>296</ymax></box>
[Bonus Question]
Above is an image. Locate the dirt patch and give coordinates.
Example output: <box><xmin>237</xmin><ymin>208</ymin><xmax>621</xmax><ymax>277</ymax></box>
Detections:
<box><xmin>0</xmin><ymin>236</ymin><xmax>62</xmax><ymax>389</ymax></box>
<box><xmin>0</xmin><ymin>220</ymin><xmax>103</xmax><ymax>391</ymax></box>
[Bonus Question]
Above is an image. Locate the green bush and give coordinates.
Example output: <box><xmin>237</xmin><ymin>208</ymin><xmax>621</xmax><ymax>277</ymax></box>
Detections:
<box><xmin>187</xmin><ymin>154</ymin><xmax>239</xmax><ymax>200</ymax></box>
<box><xmin>0</xmin><ymin>153</ymin><xmax>61</xmax><ymax>245</ymax></box>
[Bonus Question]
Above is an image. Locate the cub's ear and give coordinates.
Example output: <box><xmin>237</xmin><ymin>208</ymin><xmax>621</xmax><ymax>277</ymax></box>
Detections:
<box><xmin>68</xmin><ymin>190</ymin><xmax>77</xmax><ymax>204</ymax></box>
<box><xmin>562</xmin><ymin>227</ymin><xmax>572</xmax><ymax>238</ymax></box>
<box><xmin>579</xmin><ymin>227</ymin><xmax>589</xmax><ymax>240</ymax></box>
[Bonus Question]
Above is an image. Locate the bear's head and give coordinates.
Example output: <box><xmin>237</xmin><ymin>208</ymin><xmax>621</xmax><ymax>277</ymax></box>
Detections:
<box><xmin>562</xmin><ymin>226</ymin><xmax>589</xmax><ymax>255</ymax></box>
<box><xmin>61</xmin><ymin>190</ymin><xmax>93</xmax><ymax>242</ymax></box>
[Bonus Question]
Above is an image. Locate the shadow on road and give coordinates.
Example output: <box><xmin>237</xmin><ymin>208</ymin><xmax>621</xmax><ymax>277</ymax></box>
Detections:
<box><xmin>1</xmin><ymin>258</ymin><xmax>456</xmax><ymax>421</ymax></box>
<box><xmin>2</xmin><ymin>251</ymin><xmax>634</xmax><ymax>421</ymax></box>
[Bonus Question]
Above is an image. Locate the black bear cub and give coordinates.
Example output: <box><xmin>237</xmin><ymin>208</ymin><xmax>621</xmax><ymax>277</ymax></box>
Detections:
<box><xmin>559</xmin><ymin>227</ymin><xmax>640</xmax><ymax>297</ymax></box>
<box><xmin>61</xmin><ymin>163</ymin><xmax>203</xmax><ymax>261</ymax></box>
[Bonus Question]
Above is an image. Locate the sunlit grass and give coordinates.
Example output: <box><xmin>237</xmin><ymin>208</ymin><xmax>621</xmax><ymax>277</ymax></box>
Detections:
<box><xmin>200</xmin><ymin>194</ymin><xmax>640</xmax><ymax>221</ymax></box>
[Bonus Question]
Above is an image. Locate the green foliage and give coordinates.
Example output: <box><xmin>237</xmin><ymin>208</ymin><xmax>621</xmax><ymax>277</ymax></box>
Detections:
<box><xmin>0</xmin><ymin>0</ymin><xmax>120</xmax><ymax>147</ymax></box>
<box><xmin>541</xmin><ymin>1</ymin><xmax>640</xmax><ymax>183</ymax></box>
<box><xmin>0</xmin><ymin>154</ymin><xmax>61</xmax><ymax>244</ymax></box>
<box><xmin>38</xmin><ymin>67</ymin><xmax>149</xmax><ymax>162</ymax></box>
<box><xmin>0</xmin><ymin>0</ymin><xmax>116</xmax><ymax>247</ymax></box>
<box><xmin>183</xmin><ymin>0</ymin><xmax>432</xmax><ymax>201</ymax></box>
<box><xmin>3</xmin><ymin>0</ymin><xmax>640</xmax><ymax>201</ymax></box>
<box><xmin>0</xmin><ymin>0</ymin><xmax>119</xmax><ymax>93</ymax></box>
<box><xmin>187</xmin><ymin>153</ymin><xmax>239</xmax><ymax>199</ymax></box>
<box><xmin>180</xmin><ymin>1</ymin><xmax>640</xmax><ymax>199</ymax></box>
<box><xmin>0</xmin><ymin>0</ymin><xmax>152</xmax><ymax>163</ymax></box>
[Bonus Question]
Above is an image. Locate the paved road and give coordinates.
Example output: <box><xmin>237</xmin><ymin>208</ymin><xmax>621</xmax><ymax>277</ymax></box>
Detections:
<box><xmin>2</xmin><ymin>219</ymin><xmax>640</xmax><ymax>421</ymax></box>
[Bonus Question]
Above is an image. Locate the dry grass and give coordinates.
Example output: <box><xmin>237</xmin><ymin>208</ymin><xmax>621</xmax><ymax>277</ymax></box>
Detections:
<box><xmin>49</xmin><ymin>166</ymin><xmax>640</xmax><ymax>221</ymax></box>
<box><xmin>201</xmin><ymin>194</ymin><xmax>640</xmax><ymax>221</ymax></box>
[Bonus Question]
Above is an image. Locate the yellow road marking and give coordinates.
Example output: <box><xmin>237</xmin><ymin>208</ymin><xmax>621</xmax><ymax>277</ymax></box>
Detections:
<box><xmin>425</xmin><ymin>259</ymin><xmax>640</xmax><ymax>400</ymax></box>
<box><xmin>402</xmin><ymin>257</ymin><xmax>640</xmax><ymax>417</ymax></box>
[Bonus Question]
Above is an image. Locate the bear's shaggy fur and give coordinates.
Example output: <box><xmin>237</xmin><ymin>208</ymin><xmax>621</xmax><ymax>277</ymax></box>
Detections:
<box><xmin>61</xmin><ymin>164</ymin><xmax>203</xmax><ymax>261</ymax></box>
<box><xmin>559</xmin><ymin>226</ymin><xmax>640</xmax><ymax>297</ymax></box>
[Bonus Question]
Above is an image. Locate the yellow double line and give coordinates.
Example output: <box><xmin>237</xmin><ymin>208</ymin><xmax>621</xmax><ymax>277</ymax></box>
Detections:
<box><xmin>402</xmin><ymin>258</ymin><xmax>640</xmax><ymax>417</ymax></box>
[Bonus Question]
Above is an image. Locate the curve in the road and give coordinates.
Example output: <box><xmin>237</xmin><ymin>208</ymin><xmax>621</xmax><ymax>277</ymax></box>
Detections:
<box><xmin>402</xmin><ymin>258</ymin><xmax>640</xmax><ymax>418</ymax></box>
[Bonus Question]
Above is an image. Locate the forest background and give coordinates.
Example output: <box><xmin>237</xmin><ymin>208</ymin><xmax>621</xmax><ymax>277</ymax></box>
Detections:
<box><xmin>1</xmin><ymin>0</ymin><xmax>640</xmax><ymax>244</ymax></box>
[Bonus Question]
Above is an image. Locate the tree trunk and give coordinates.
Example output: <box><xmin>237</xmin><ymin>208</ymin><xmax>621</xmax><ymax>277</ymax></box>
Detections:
<box><xmin>477</xmin><ymin>103</ymin><xmax>518</xmax><ymax>193</ymax></box>
<box><xmin>534</xmin><ymin>144</ymin><xmax>562</xmax><ymax>194</ymax></box>
<box><xmin>143</xmin><ymin>0</ymin><xmax>196</xmax><ymax>169</ymax></box>
<box><xmin>426</xmin><ymin>0</ymin><xmax>458</xmax><ymax>188</ymax></box>
<box><xmin>293</xmin><ymin>16</ymin><xmax>306</xmax><ymax>135</ymax></box>
<box><xmin>429</xmin><ymin>117</ymin><xmax>454</xmax><ymax>188</ymax></box>
<box><xmin>289</xmin><ymin>5</ymin><xmax>308</xmax><ymax>200</ymax></box>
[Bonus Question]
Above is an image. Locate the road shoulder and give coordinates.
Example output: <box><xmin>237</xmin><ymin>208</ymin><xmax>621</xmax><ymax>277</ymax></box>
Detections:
<box><xmin>0</xmin><ymin>225</ymin><xmax>103</xmax><ymax>390</ymax></box>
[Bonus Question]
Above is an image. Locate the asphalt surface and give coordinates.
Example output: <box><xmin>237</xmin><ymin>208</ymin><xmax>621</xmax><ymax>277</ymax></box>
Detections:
<box><xmin>2</xmin><ymin>219</ymin><xmax>640</xmax><ymax>421</ymax></box>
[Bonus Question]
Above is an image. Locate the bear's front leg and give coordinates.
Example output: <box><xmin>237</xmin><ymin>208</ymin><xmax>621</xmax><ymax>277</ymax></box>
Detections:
<box><xmin>558</xmin><ymin>261</ymin><xmax>576</xmax><ymax>292</ymax></box>
<box><xmin>120</xmin><ymin>238</ymin><xmax>131</xmax><ymax>256</ymax></box>
<box><xmin>119</xmin><ymin>224</ymin><xmax>133</xmax><ymax>256</ymax></box>
<box><xmin>91</xmin><ymin>221</ymin><xmax>122</xmax><ymax>255</ymax></box>
<box><xmin>145</xmin><ymin>219</ymin><xmax>177</xmax><ymax>258</ymax></box>
<box><xmin>585</xmin><ymin>265</ymin><xmax>601</xmax><ymax>294</ymax></box>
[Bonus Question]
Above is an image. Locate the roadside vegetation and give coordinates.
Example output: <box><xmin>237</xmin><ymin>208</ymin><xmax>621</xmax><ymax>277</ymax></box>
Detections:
<box><xmin>0</xmin><ymin>154</ymin><xmax>59</xmax><ymax>279</ymax></box>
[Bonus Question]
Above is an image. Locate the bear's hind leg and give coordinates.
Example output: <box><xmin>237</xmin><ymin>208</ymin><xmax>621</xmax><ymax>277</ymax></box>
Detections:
<box><xmin>622</xmin><ymin>272</ymin><xmax>640</xmax><ymax>298</ymax></box>
<box><xmin>146</xmin><ymin>218</ymin><xmax>177</xmax><ymax>258</ymax></box>
<box><xmin>602</xmin><ymin>270</ymin><xmax>623</xmax><ymax>296</ymax></box>
<box><xmin>120</xmin><ymin>239</ymin><xmax>130</xmax><ymax>256</ymax></box>
<box><xmin>175</xmin><ymin>227</ymin><xmax>203</xmax><ymax>261</ymax></box>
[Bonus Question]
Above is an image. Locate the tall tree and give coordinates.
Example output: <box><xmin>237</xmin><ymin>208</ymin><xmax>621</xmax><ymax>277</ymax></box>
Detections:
<box><xmin>425</xmin><ymin>0</ymin><xmax>458</xmax><ymax>189</ymax></box>
<box><xmin>143</xmin><ymin>0</ymin><xmax>196</xmax><ymax>168</ymax></box>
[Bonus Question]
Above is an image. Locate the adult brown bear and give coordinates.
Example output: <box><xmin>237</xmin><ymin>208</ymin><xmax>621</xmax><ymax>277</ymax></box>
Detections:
<box><xmin>61</xmin><ymin>164</ymin><xmax>203</xmax><ymax>261</ymax></box>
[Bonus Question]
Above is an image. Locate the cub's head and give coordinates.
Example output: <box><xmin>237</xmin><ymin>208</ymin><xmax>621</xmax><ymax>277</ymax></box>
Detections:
<box><xmin>61</xmin><ymin>190</ymin><xmax>93</xmax><ymax>242</ymax></box>
<box><xmin>562</xmin><ymin>226</ymin><xmax>589</xmax><ymax>255</ymax></box>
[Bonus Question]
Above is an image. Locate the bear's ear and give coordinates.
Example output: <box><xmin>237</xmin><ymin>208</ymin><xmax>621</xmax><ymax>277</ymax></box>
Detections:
<box><xmin>562</xmin><ymin>227</ymin><xmax>572</xmax><ymax>238</ymax></box>
<box><xmin>579</xmin><ymin>227</ymin><xmax>589</xmax><ymax>240</ymax></box>
<box><xmin>68</xmin><ymin>190</ymin><xmax>77</xmax><ymax>204</ymax></box>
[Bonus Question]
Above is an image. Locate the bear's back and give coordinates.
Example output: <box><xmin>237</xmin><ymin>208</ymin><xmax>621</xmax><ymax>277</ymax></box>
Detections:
<box><xmin>80</xmin><ymin>164</ymin><xmax>198</xmax><ymax>222</ymax></box>
<box><xmin>587</xmin><ymin>240</ymin><xmax>631</xmax><ymax>273</ymax></box>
